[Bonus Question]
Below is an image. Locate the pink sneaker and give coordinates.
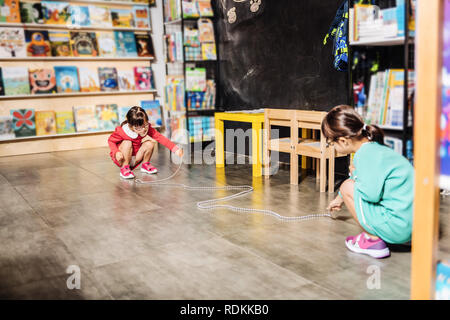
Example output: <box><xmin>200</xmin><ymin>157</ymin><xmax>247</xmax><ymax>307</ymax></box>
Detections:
<box><xmin>120</xmin><ymin>165</ymin><xmax>135</xmax><ymax>179</ymax></box>
<box><xmin>141</xmin><ymin>162</ymin><xmax>158</xmax><ymax>174</ymax></box>
<box><xmin>345</xmin><ymin>232</ymin><xmax>390</xmax><ymax>259</ymax></box>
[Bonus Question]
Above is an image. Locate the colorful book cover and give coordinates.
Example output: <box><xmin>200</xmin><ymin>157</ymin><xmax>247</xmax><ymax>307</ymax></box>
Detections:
<box><xmin>197</xmin><ymin>0</ymin><xmax>214</xmax><ymax>17</ymax></box>
<box><xmin>135</xmin><ymin>33</ymin><xmax>155</xmax><ymax>58</ymax></box>
<box><xmin>182</xmin><ymin>1</ymin><xmax>199</xmax><ymax>18</ymax></box>
<box><xmin>95</xmin><ymin>104</ymin><xmax>119</xmax><ymax>131</ymax></box>
<box><xmin>69</xmin><ymin>5</ymin><xmax>90</xmax><ymax>27</ymax></box>
<box><xmin>29</xmin><ymin>68</ymin><xmax>57</xmax><ymax>94</ymax></box>
<box><xmin>79</xmin><ymin>67</ymin><xmax>100</xmax><ymax>92</ymax></box>
<box><xmin>134</xmin><ymin>66</ymin><xmax>154</xmax><ymax>90</ymax></box>
<box><xmin>201</xmin><ymin>43</ymin><xmax>216</xmax><ymax>60</ymax></box>
<box><xmin>20</xmin><ymin>2</ymin><xmax>44</xmax><ymax>24</ymax></box>
<box><xmin>49</xmin><ymin>31</ymin><xmax>72</xmax><ymax>56</ymax></box>
<box><xmin>118</xmin><ymin>69</ymin><xmax>135</xmax><ymax>91</ymax></box>
<box><xmin>98</xmin><ymin>67</ymin><xmax>119</xmax><ymax>92</ymax></box>
<box><xmin>186</xmin><ymin>67</ymin><xmax>206</xmax><ymax>91</ymax></box>
<box><xmin>0</xmin><ymin>115</ymin><xmax>14</xmax><ymax>140</ymax></box>
<box><xmin>133</xmin><ymin>5</ymin><xmax>150</xmax><ymax>29</ymax></box>
<box><xmin>114</xmin><ymin>31</ymin><xmax>137</xmax><ymax>57</ymax></box>
<box><xmin>111</xmin><ymin>8</ymin><xmax>134</xmax><ymax>28</ymax></box>
<box><xmin>198</xmin><ymin>18</ymin><xmax>215</xmax><ymax>42</ymax></box>
<box><xmin>0</xmin><ymin>0</ymin><xmax>21</xmax><ymax>23</ymax></box>
<box><xmin>54</xmin><ymin>66</ymin><xmax>80</xmax><ymax>93</ymax></box>
<box><xmin>140</xmin><ymin>100</ymin><xmax>162</xmax><ymax>127</ymax></box>
<box><xmin>70</xmin><ymin>31</ymin><xmax>98</xmax><ymax>57</ymax></box>
<box><xmin>25</xmin><ymin>30</ymin><xmax>51</xmax><ymax>57</ymax></box>
<box><xmin>0</xmin><ymin>27</ymin><xmax>26</xmax><ymax>58</ymax></box>
<box><xmin>42</xmin><ymin>1</ymin><xmax>71</xmax><ymax>25</ymax></box>
<box><xmin>88</xmin><ymin>5</ymin><xmax>111</xmax><ymax>27</ymax></box>
<box><xmin>118</xmin><ymin>106</ymin><xmax>131</xmax><ymax>123</ymax></box>
<box><xmin>10</xmin><ymin>109</ymin><xmax>36</xmax><ymax>137</ymax></box>
<box><xmin>436</xmin><ymin>262</ymin><xmax>450</xmax><ymax>300</ymax></box>
<box><xmin>73</xmin><ymin>105</ymin><xmax>98</xmax><ymax>132</ymax></box>
<box><xmin>55</xmin><ymin>111</ymin><xmax>75</xmax><ymax>134</ymax></box>
<box><xmin>2</xmin><ymin>67</ymin><xmax>30</xmax><ymax>96</ymax></box>
<box><xmin>96</xmin><ymin>31</ymin><xmax>116</xmax><ymax>57</ymax></box>
<box><xmin>35</xmin><ymin>110</ymin><xmax>56</xmax><ymax>136</ymax></box>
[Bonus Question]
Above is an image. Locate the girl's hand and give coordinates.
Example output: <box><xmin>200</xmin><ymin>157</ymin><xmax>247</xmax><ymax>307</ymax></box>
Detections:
<box><xmin>175</xmin><ymin>148</ymin><xmax>184</xmax><ymax>158</ymax></box>
<box><xmin>115</xmin><ymin>151</ymin><xmax>124</xmax><ymax>162</ymax></box>
<box><xmin>327</xmin><ymin>195</ymin><xmax>344</xmax><ymax>213</ymax></box>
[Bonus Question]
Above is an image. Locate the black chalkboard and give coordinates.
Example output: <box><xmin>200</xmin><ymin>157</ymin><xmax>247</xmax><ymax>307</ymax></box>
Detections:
<box><xmin>212</xmin><ymin>0</ymin><xmax>349</xmax><ymax>111</ymax></box>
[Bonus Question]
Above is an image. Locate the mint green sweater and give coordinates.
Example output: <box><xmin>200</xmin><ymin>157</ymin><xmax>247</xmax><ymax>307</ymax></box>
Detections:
<box><xmin>352</xmin><ymin>142</ymin><xmax>414</xmax><ymax>244</ymax></box>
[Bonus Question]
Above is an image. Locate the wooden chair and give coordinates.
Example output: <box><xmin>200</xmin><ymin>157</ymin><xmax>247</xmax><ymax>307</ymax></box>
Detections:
<box><xmin>263</xmin><ymin>108</ymin><xmax>347</xmax><ymax>193</ymax></box>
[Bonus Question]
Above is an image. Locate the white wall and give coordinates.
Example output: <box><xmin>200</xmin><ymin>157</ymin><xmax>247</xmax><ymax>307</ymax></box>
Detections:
<box><xmin>150</xmin><ymin>0</ymin><xmax>166</xmax><ymax>102</ymax></box>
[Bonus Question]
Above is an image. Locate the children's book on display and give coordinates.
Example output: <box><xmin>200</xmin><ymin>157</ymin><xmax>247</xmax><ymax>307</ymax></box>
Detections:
<box><xmin>25</xmin><ymin>30</ymin><xmax>51</xmax><ymax>57</ymax></box>
<box><xmin>95</xmin><ymin>104</ymin><xmax>119</xmax><ymax>131</ymax></box>
<box><xmin>10</xmin><ymin>108</ymin><xmax>36</xmax><ymax>137</ymax></box>
<box><xmin>49</xmin><ymin>31</ymin><xmax>72</xmax><ymax>57</ymax></box>
<box><xmin>118</xmin><ymin>69</ymin><xmax>136</xmax><ymax>91</ymax></box>
<box><xmin>0</xmin><ymin>0</ymin><xmax>21</xmax><ymax>23</ymax></box>
<box><xmin>111</xmin><ymin>8</ymin><xmax>134</xmax><ymax>28</ymax></box>
<box><xmin>54</xmin><ymin>66</ymin><xmax>80</xmax><ymax>93</ymax></box>
<box><xmin>0</xmin><ymin>115</ymin><xmax>14</xmax><ymax>140</ymax></box>
<box><xmin>98</xmin><ymin>67</ymin><xmax>119</xmax><ymax>92</ymax></box>
<box><xmin>97</xmin><ymin>31</ymin><xmax>116</xmax><ymax>57</ymax></box>
<box><xmin>135</xmin><ymin>33</ymin><xmax>155</xmax><ymax>58</ymax></box>
<box><xmin>118</xmin><ymin>106</ymin><xmax>131</xmax><ymax>123</ymax></box>
<box><xmin>2</xmin><ymin>67</ymin><xmax>30</xmax><ymax>96</ymax></box>
<box><xmin>20</xmin><ymin>2</ymin><xmax>44</xmax><ymax>24</ymax></box>
<box><xmin>35</xmin><ymin>110</ymin><xmax>57</xmax><ymax>136</ymax></box>
<box><xmin>70</xmin><ymin>32</ymin><xmax>99</xmax><ymax>57</ymax></box>
<box><xmin>69</xmin><ymin>5</ymin><xmax>91</xmax><ymax>27</ymax></box>
<box><xmin>89</xmin><ymin>5</ymin><xmax>112</xmax><ymax>27</ymax></box>
<box><xmin>55</xmin><ymin>111</ymin><xmax>75</xmax><ymax>134</ymax></box>
<box><xmin>134</xmin><ymin>66</ymin><xmax>154</xmax><ymax>91</ymax></box>
<box><xmin>79</xmin><ymin>67</ymin><xmax>100</xmax><ymax>92</ymax></box>
<box><xmin>73</xmin><ymin>105</ymin><xmax>98</xmax><ymax>132</ymax></box>
<box><xmin>114</xmin><ymin>31</ymin><xmax>137</xmax><ymax>57</ymax></box>
<box><xmin>42</xmin><ymin>1</ymin><xmax>71</xmax><ymax>25</ymax></box>
<box><xmin>133</xmin><ymin>5</ymin><xmax>151</xmax><ymax>29</ymax></box>
<box><xmin>29</xmin><ymin>68</ymin><xmax>57</xmax><ymax>94</ymax></box>
<box><xmin>0</xmin><ymin>27</ymin><xmax>26</xmax><ymax>58</ymax></box>
<box><xmin>140</xmin><ymin>100</ymin><xmax>162</xmax><ymax>128</ymax></box>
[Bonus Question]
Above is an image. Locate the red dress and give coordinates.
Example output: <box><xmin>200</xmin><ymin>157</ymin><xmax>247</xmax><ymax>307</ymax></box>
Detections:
<box><xmin>108</xmin><ymin>124</ymin><xmax>179</xmax><ymax>168</ymax></box>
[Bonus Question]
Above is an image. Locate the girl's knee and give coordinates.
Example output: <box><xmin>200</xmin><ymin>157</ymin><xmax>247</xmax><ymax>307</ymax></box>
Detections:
<box><xmin>120</xmin><ymin>140</ymin><xmax>132</xmax><ymax>149</ymax></box>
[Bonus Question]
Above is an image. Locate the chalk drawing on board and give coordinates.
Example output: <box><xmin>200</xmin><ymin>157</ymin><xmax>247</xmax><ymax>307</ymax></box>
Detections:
<box><xmin>228</xmin><ymin>7</ymin><xmax>237</xmax><ymax>23</ymax></box>
<box><xmin>250</xmin><ymin>0</ymin><xmax>261</xmax><ymax>12</ymax></box>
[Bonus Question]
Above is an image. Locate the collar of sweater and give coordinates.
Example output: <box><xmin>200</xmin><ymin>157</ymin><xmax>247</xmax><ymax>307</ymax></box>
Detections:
<box><xmin>122</xmin><ymin>123</ymin><xmax>139</xmax><ymax>139</ymax></box>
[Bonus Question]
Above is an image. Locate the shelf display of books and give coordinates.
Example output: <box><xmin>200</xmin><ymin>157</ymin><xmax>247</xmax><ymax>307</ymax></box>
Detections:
<box><xmin>349</xmin><ymin>0</ymin><xmax>416</xmax><ymax>45</ymax></box>
<box><xmin>188</xmin><ymin>115</ymin><xmax>214</xmax><ymax>142</ymax></box>
<box><xmin>163</xmin><ymin>0</ymin><xmax>213</xmax><ymax>22</ymax></box>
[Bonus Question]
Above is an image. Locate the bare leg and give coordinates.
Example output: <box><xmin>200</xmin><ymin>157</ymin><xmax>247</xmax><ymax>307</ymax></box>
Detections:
<box><xmin>135</xmin><ymin>141</ymin><xmax>155</xmax><ymax>164</ymax></box>
<box><xmin>118</xmin><ymin>140</ymin><xmax>133</xmax><ymax>167</ymax></box>
<box><xmin>340</xmin><ymin>179</ymin><xmax>379</xmax><ymax>239</ymax></box>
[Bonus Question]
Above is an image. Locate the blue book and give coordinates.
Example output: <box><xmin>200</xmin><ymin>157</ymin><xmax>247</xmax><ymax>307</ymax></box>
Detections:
<box><xmin>436</xmin><ymin>262</ymin><xmax>450</xmax><ymax>300</ymax></box>
<box><xmin>140</xmin><ymin>100</ymin><xmax>162</xmax><ymax>127</ymax></box>
<box><xmin>396</xmin><ymin>0</ymin><xmax>405</xmax><ymax>37</ymax></box>
<box><xmin>114</xmin><ymin>31</ymin><xmax>137</xmax><ymax>57</ymax></box>
<box><xmin>54</xmin><ymin>66</ymin><xmax>80</xmax><ymax>93</ymax></box>
<box><xmin>70</xmin><ymin>5</ymin><xmax>90</xmax><ymax>26</ymax></box>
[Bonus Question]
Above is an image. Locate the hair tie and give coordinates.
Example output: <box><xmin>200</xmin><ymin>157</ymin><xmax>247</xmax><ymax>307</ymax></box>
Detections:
<box><xmin>363</xmin><ymin>124</ymin><xmax>367</xmax><ymax>131</ymax></box>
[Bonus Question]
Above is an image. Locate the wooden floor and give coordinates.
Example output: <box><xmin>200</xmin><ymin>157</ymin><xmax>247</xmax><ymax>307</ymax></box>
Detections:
<box><xmin>0</xmin><ymin>147</ymin><xmax>448</xmax><ymax>299</ymax></box>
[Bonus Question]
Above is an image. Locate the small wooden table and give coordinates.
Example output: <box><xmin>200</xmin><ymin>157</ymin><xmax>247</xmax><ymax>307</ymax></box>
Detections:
<box><xmin>214</xmin><ymin>111</ymin><xmax>265</xmax><ymax>177</ymax></box>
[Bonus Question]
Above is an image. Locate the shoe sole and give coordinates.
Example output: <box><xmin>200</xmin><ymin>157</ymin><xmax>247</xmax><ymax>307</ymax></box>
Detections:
<box><xmin>345</xmin><ymin>240</ymin><xmax>390</xmax><ymax>259</ymax></box>
<box><xmin>141</xmin><ymin>168</ymin><xmax>158</xmax><ymax>174</ymax></box>
<box><xmin>120</xmin><ymin>173</ymin><xmax>135</xmax><ymax>179</ymax></box>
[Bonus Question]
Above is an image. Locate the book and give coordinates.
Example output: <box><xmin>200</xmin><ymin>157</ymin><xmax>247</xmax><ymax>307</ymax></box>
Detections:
<box><xmin>70</xmin><ymin>31</ymin><xmax>99</xmax><ymax>57</ymax></box>
<box><xmin>118</xmin><ymin>69</ymin><xmax>136</xmax><ymax>91</ymax></box>
<box><xmin>54</xmin><ymin>66</ymin><xmax>80</xmax><ymax>93</ymax></box>
<box><xmin>73</xmin><ymin>105</ymin><xmax>98</xmax><ymax>132</ymax></box>
<box><xmin>436</xmin><ymin>261</ymin><xmax>450</xmax><ymax>300</ymax></box>
<box><xmin>25</xmin><ymin>30</ymin><xmax>51</xmax><ymax>57</ymax></box>
<box><xmin>0</xmin><ymin>0</ymin><xmax>21</xmax><ymax>23</ymax></box>
<box><xmin>140</xmin><ymin>100</ymin><xmax>162</xmax><ymax>127</ymax></box>
<box><xmin>96</xmin><ymin>31</ymin><xmax>116</xmax><ymax>57</ymax></box>
<box><xmin>98</xmin><ymin>67</ymin><xmax>119</xmax><ymax>91</ymax></box>
<box><xmin>0</xmin><ymin>27</ymin><xmax>26</xmax><ymax>58</ymax></box>
<box><xmin>2</xmin><ymin>67</ymin><xmax>30</xmax><ymax>96</ymax></box>
<box><xmin>197</xmin><ymin>0</ymin><xmax>214</xmax><ymax>17</ymax></box>
<box><xmin>42</xmin><ymin>1</ymin><xmax>71</xmax><ymax>25</ymax></box>
<box><xmin>0</xmin><ymin>67</ymin><xmax>3</xmax><ymax>95</ymax></box>
<box><xmin>79</xmin><ymin>67</ymin><xmax>100</xmax><ymax>92</ymax></box>
<box><xmin>49</xmin><ymin>31</ymin><xmax>72</xmax><ymax>56</ymax></box>
<box><xmin>29</xmin><ymin>68</ymin><xmax>57</xmax><ymax>94</ymax></box>
<box><xmin>201</xmin><ymin>43</ymin><xmax>216</xmax><ymax>60</ymax></box>
<box><xmin>384</xmin><ymin>136</ymin><xmax>403</xmax><ymax>154</ymax></box>
<box><xmin>164</xmin><ymin>76</ymin><xmax>185</xmax><ymax>111</ymax></box>
<box><xmin>118</xmin><ymin>106</ymin><xmax>131</xmax><ymax>123</ymax></box>
<box><xmin>20</xmin><ymin>2</ymin><xmax>44</xmax><ymax>24</ymax></box>
<box><xmin>165</xmin><ymin>31</ymin><xmax>184</xmax><ymax>62</ymax></box>
<box><xmin>114</xmin><ymin>31</ymin><xmax>137</xmax><ymax>57</ymax></box>
<box><xmin>182</xmin><ymin>0</ymin><xmax>199</xmax><ymax>18</ymax></box>
<box><xmin>95</xmin><ymin>104</ymin><xmax>119</xmax><ymax>131</ymax></box>
<box><xmin>134</xmin><ymin>66</ymin><xmax>154</xmax><ymax>90</ymax></box>
<box><xmin>35</xmin><ymin>110</ymin><xmax>56</xmax><ymax>136</ymax></box>
<box><xmin>133</xmin><ymin>5</ymin><xmax>150</xmax><ymax>29</ymax></box>
<box><xmin>10</xmin><ymin>109</ymin><xmax>36</xmax><ymax>137</ymax></box>
<box><xmin>111</xmin><ymin>8</ymin><xmax>134</xmax><ymax>27</ymax></box>
<box><xmin>69</xmin><ymin>5</ymin><xmax>90</xmax><ymax>27</ymax></box>
<box><xmin>163</xmin><ymin>0</ymin><xmax>182</xmax><ymax>22</ymax></box>
<box><xmin>55</xmin><ymin>111</ymin><xmax>75</xmax><ymax>134</ymax></box>
<box><xmin>135</xmin><ymin>33</ymin><xmax>155</xmax><ymax>58</ymax></box>
<box><xmin>186</xmin><ymin>67</ymin><xmax>206</xmax><ymax>91</ymax></box>
<box><xmin>184</xmin><ymin>27</ymin><xmax>200</xmax><ymax>47</ymax></box>
<box><xmin>169</xmin><ymin>113</ymin><xmax>187</xmax><ymax>144</ymax></box>
<box><xmin>198</xmin><ymin>18</ymin><xmax>215</xmax><ymax>42</ymax></box>
<box><xmin>0</xmin><ymin>115</ymin><xmax>14</xmax><ymax>140</ymax></box>
<box><xmin>89</xmin><ymin>5</ymin><xmax>111</xmax><ymax>27</ymax></box>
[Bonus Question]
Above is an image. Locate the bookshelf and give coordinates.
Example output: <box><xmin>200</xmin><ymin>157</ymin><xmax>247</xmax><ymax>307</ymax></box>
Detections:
<box><xmin>162</xmin><ymin>0</ymin><xmax>219</xmax><ymax>145</ymax></box>
<box><xmin>0</xmin><ymin>0</ymin><xmax>158</xmax><ymax>156</ymax></box>
<box><xmin>348</xmin><ymin>0</ymin><xmax>415</xmax><ymax>161</ymax></box>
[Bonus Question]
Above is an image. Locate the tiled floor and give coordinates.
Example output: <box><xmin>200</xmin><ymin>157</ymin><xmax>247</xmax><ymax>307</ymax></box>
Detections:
<box><xmin>0</xmin><ymin>147</ymin><xmax>448</xmax><ymax>299</ymax></box>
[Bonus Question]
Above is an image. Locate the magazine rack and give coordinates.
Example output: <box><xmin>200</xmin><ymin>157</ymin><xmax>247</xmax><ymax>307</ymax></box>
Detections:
<box><xmin>0</xmin><ymin>0</ymin><xmax>157</xmax><ymax>157</ymax></box>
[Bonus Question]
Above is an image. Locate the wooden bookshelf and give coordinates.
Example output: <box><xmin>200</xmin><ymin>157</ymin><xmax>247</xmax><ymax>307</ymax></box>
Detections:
<box><xmin>0</xmin><ymin>0</ymin><xmax>157</xmax><ymax>157</ymax></box>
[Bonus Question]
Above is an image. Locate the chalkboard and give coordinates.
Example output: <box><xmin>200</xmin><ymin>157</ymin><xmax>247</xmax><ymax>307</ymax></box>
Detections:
<box><xmin>212</xmin><ymin>0</ymin><xmax>349</xmax><ymax>111</ymax></box>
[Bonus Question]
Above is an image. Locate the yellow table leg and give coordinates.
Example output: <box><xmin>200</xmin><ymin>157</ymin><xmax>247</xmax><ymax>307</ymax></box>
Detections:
<box><xmin>215</xmin><ymin>118</ymin><xmax>225</xmax><ymax>167</ymax></box>
<box><xmin>252</xmin><ymin>121</ymin><xmax>263</xmax><ymax>177</ymax></box>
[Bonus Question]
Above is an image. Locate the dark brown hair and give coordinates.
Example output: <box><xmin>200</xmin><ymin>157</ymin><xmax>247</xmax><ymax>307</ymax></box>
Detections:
<box><xmin>321</xmin><ymin>105</ymin><xmax>384</xmax><ymax>145</ymax></box>
<box><xmin>121</xmin><ymin>106</ymin><xmax>149</xmax><ymax>127</ymax></box>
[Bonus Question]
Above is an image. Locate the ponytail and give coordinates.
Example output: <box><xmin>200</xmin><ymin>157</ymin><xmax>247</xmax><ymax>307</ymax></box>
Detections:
<box><xmin>362</xmin><ymin>124</ymin><xmax>384</xmax><ymax>145</ymax></box>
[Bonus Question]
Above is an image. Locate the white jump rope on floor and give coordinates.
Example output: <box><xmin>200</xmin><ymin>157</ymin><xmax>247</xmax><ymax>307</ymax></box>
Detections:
<box><xmin>135</xmin><ymin>155</ymin><xmax>334</xmax><ymax>222</ymax></box>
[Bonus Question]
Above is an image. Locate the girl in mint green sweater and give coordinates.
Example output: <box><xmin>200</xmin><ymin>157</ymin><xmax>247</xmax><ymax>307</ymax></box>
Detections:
<box><xmin>322</xmin><ymin>105</ymin><xmax>414</xmax><ymax>259</ymax></box>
